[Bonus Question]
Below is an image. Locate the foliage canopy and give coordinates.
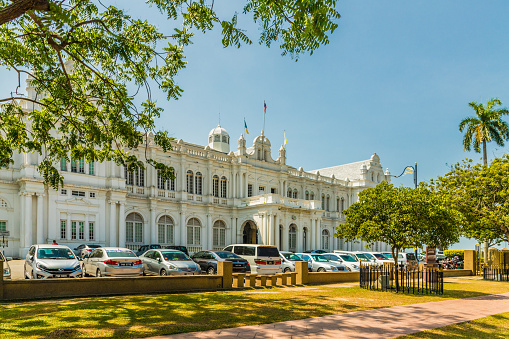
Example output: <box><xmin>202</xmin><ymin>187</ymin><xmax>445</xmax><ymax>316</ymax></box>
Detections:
<box><xmin>0</xmin><ymin>0</ymin><xmax>340</xmax><ymax>188</ymax></box>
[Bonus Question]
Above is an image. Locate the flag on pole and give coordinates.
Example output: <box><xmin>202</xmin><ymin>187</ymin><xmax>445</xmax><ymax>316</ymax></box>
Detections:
<box><xmin>264</xmin><ymin>101</ymin><xmax>267</xmax><ymax>114</ymax></box>
<box><xmin>244</xmin><ymin>118</ymin><xmax>249</xmax><ymax>135</ymax></box>
<box><xmin>284</xmin><ymin>131</ymin><xmax>288</xmax><ymax>145</ymax></box>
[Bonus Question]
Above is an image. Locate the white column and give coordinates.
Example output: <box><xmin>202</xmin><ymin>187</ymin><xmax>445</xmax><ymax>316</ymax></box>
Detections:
<box><xmin>179</xmin><ymin>211</ymin><xmax>186</xmax><ymax>246</ymax></box>
<box><xmin>66</xmin><ymin>213</ymin><xmax>71</xmax><ymax>241</ymax></box>
<box><xmin>19</xmin><ymin>193</ymin><xmax>25</xmax><ymax>249</ymax></box>
<box><xmin>281</xmin><ymin>224</ymin><xmax>288</xmax><ymax>252</ymax></box>
<box><xmin>150</xmin><ymin>207</ymin><xmax>157</xmax><ymax>244</ymax></box>
<box><xmin>314</xmin><ymin>219</ymin><xmax>320</xmax><ymax>249</ymax></box>
<box><xmin>109</xmin><ymin>201</ymin><xmax>116</xmax><ymax>246</ymax></box>
<box><xmin>85</xmin><ymin>214</ymin><xmax>89</xmax><ymax>242</ymax></box>
<box><xmin>274</xmin><ymin>215</ymin><xmax>280</xmax><ymax>249</ymax></box>
<box><xmin>206</xmin><ymin>214</ymin><xmax>213</xmax><ymax>250</ymax></box>
<box><xmin>36</xmin><ymin>193</ymin><xmax>44</xmax><ymax>244</ymax></box>
<box><xmin>229</xmin><ymin>217</ymin><xmax>235</xmax><ymax>245</ymax></box>
<box><xmin>25</xmin><ymin>193</ymin><xmax>33</xmax><ymax>248</ymax></box>
<box><xmin>297</xmin><ymin>224</ymin><xmax>304</xmax><ymax>253</ymax></box>
<box><xmin>118</xmin><ymin>203</ymin><xmax>126</xmax><ymax>247</ymax></box>
<box><xmin>267</xmin><ymin>213</ymin><xmax>274</xmax><ymax>245</ymax></box>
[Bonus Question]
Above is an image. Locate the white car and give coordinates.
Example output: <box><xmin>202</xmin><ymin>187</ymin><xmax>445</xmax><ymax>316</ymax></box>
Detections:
<box><xmin>334</xmin><ymin>250</ymin><xmax>377</xmax><ymax>267</ymax></box>
<box><xmin>24</xmin><ymin>244</ymin><xmax>82</xmax><ymax>279</ymax></box>
<box><xmin>295</xmin><ymin>253</ymin><xmax>346</xmax><ymax>272</ymax></box>
<box><xmin>322</xmin><ymin>253</ymin><xmax>360</xmax><ymax>271</ymax></box>
<box><xmin>361</xmin><ymin>252</ymin><xmax>393</xmax><ymax>265</ymax></box>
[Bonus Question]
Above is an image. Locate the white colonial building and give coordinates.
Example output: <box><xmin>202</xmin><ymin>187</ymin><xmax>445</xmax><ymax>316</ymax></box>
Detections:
<box><xmin>0</xmin><ymin>88</ymin><xmax>393</xmax><ymax>258</ymax></box>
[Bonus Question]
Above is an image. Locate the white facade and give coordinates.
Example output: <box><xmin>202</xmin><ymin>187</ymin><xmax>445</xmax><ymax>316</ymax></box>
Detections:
<box><xmin>0</xmin><ymin>90</ymin><xmax>393</xmax><ymax>258</ymax></box>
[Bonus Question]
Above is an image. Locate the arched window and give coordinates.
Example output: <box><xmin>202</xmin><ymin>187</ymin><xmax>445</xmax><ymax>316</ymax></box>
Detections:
<box><xmin>220</xmin><ymin>176</ymin><xmax>227</xmax><ymax>198</ymax></box>
<box><xmin>169</xmin><ymin>168</ymin><xmax>176</xmax><ymax>191</ymax></box>
<box><xmin>310</xmin><ymin>192</ymin><xmax>315</xmax><ymax>200</ymax></box>
<box><xmin>321</xmin><ymin>194</ymin><xmax>325</xmax><ymax>210</ymax></box>
<box><xmin>187</xmin><ymin>218</ymin><xmax>201</xmax><ymax>246</ymax></box>
<box><xmin>222</xmin><ymin>135</ymin><xmax>227</xmax><ymax>143</ymax></box>
<box><xmin>305</xmin><ymin>191</ymin><xmax>309</xmax><ymax>200</ymax></box>
<box><xmin>157</xmin><ymin>170</ymin><xmax>166</xmax><ymax>190</ymax></box>
<box><xmin>292</xmin><ymin>189</ymin><xmax>298</xmax><ymax>199</ymax></box>
<box><xmin>336</xmin><ymin>198</ymin><xmax>340</xmax><ymax>211</ymax></box>
<box><xmin>126</xmin><ymin>213</ymin><xmax>143</xmax><ymax>244</ymax></box>
<box><xmin>326</xmin><ymin>195</ymin><xmax>330</xmax><ymax>211</ymax></box>
<box><xmin>187</xmin><ymin>170</ymin><xmax>194</xmax><ymax>193</ymax></box>
<box><xmin>214</xmin><ymin>135</ymin><xmax>220</xmax><ymax>142</ymax></box>
<box><xmin>289</xmin><ymin>224</ymin><xmax>297</xmax><ymax>252</ymax></box>
<box><xmin>213</xmin><ymin>220</ymin><xmax>226</xmax><ymax>248</ymax></box>
<box><xmin>60</xmin><ymin>157</ymin><xmax>67</xmax><ymax>171</ymax></box>
<box><xmin>213</xmin><ymin>175</ymin><xmax>219</xmax><ymax>197</ymax></box>
<box><xmin>303</xmin><ymin>227</ymin><xmax>308</xmax><ymax>251</ymax></box>
<box><xmin>158</xmin><ymin>215</ymin><xmax>174</xmax><ymax>244</ymax></box>
<box><xmin>340</xmin><ymin>198</ymin><xmax>345</xmax><ymax>212</ymax></box>
<box><xmin>321</xmin><ymin>229</ymin><xmax>330</xmax><ymax>251</ymax></box>
<box><xmin>195</xmin><ymin>172</ymin><xmax>203</xmax><ymax>195</ymax></box>
<box><xmin>287</xmin><ymin>188</ymin><xmax>292</xmax><ymax>198</ymax></box>
<box><xmin>371</xmin><ymin>172</ymin><xmax>374</xmax><ymax>181</ymax></box>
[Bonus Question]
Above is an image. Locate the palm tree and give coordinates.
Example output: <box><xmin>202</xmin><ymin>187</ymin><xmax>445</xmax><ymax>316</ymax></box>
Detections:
<box><xmin>459</xmin><ymin>98</ymin><xmax>509</xmax><ymax>165</ymax></box>
<box><xmin>459</xmin><ymin>98</ymin><xmax>509</xmax><ymax>265</ymax></box>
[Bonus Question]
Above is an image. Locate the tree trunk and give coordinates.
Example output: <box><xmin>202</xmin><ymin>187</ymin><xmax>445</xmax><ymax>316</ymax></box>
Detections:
<box><xmin>482</xmin><ymin>139</ymin><xmax>489</xmax><ymax>265</ymax></box>
<box><xmin>0</xmin><ymin>0</ymin><xmax>50</xmax><ymax>26</ymax></box>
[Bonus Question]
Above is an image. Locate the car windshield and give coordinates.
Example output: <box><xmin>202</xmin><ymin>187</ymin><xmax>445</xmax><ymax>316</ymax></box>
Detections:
<box><xmin>311</xmin><ymin>255</ymin><xmax>329</xmax><ymax>262</ymax></box>
<box><xmin>373</xmin><ymin>253</ymin><xmax>388</xmax><ymax>260</ymax></box>
<box><xmin>406</xmin><ymin>253</ymin><xmax>416</xmax><ymax>260</ymax></box>
<box><xmin>355</xmin><ymin>253</ymin><xmax>370</xmax><ymax>261</ymax></box>
<box><xmin>383</xmin><ymin>253</ymin><xmax>393</xmax><ymax>259</ymax></box>
<box><xmin>215</xmin><ymin>252</ymin><xmax>240</xmax><ymax>259</ymax></box>
<box><xmin>327</xmin><ymin>254</ymin><xmax>340</xmax><ymax>261</ymax></box>
<box><xmin>37</xmin><ymin>248</ymin><xmax>75</xmax><ymax>260</ymax></box>
<box><xmin>340</xmin><ymin>255</ymin><xmax>357</xmax><ymax>262</ymax></box>
<box><xmin>363</xmin><ymin>253</ymin><xmax>376</xmax><ymax>260</ymax></box>
<box><xmin>258</xmin><ymin>247</ymin><xmax>279</xmax><ymax>257</ymax></box>
<box><xmin>282</xmin><ymin>253</ymin><xmax>302</xmax><ymax>261</ymax></box>
<box><xmin>106</xmin><ymin>250</ymin><xmax>136</xmax><ymax>258</ymax></box>
<box><xmin>162</xmin><ymin>251</ymin><xmax>190</xmax><ymax>261</ymax></box>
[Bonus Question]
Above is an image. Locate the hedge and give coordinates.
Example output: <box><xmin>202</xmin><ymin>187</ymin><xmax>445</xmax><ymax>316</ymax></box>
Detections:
<box><xmin>444</xmin><ymin>250</ymin><xmax>464</xmax><ymax>259</ymax></box>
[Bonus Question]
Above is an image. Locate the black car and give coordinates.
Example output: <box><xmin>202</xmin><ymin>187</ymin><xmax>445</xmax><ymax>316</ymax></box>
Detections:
<box><xmin>135</xmin><ymin>244</ymin><xmax>161</xmax><ymax>256</ymax></box>
<box><xmin>191</xmin><ymin>250</ymin><xmax>250</xmax><ymax>275</ymax></box>
<box><xmin>163</xmin><ymin>245</ymin><xmax>189</xmax><ymax>256</ymax></box>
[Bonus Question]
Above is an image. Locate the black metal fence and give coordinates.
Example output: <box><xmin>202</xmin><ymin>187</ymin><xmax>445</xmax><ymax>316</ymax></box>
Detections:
<box><xmin>360</xmin><ymin>265</ymin><xmax>443</xmax><ymax>295</ymax></box>
<box><xmin>483</xmin><ymin>265</ymin><xmax>509</xmax><ymax>281</ymax></box>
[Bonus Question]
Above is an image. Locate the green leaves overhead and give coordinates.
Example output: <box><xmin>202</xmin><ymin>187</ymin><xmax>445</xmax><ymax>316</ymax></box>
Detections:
<box><xmin>0</xmin><ymin>0</ymin><xmax>340</xmax><ymax>189</ymax></box>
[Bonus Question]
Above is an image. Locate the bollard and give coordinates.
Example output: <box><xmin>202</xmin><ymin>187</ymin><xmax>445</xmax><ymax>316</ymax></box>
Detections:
<box><xmin>282</xmin><ymin>272</ymin><xmax>291</xmax><ymax>285</ymax></box>
<box><xmin>276</xmin><ymin>273</ymin><xmax>284</xmax><ymax>286</ymax></box>
<box><xmin>232</xmin><ymin>273</ymin><xmax>245</xmax><ymax>288</ymax></box>
<box><xmin>218</xmin><ymin>261</ymin><xmax>233</xmax><ymax>288</ymax></box>
<box><xmin>295</xmin><ymin>261</ymin><xmax>308</xmax><ymax>284</ymax></box>
<box><xmin>267</xmin><ymin>275</ymin><xmax>277</xmax><ymax>287</ymax></box>
<box><xmin>463</xmin><ymin>250</ymin><xmax>477</xmax><ymax>276</ymax></box>
<box><xmin>245</xmin><ymin>274</ymin><xmax>257</xmax><ymax>287</ymax></box>
<box><xmin>289</xmin><ymin>272</ymin><xmax>297</xmax><ymax>285</ymax></box>
<box><xmin>256</xmin><ymin>275</ymin><xmax>267</xmax><ymax>287</ymax></box>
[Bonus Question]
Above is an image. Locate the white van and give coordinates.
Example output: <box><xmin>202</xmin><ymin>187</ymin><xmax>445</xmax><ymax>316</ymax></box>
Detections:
<box><xmin>223</xmin><ymin>244</ymin><xmax>282</xmax><ymax>275</ymax></box>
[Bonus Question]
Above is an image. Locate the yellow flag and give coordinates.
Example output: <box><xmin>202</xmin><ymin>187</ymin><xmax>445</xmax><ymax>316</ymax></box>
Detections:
<box><xmin>284</xmin><ymin>131</ymin><xmax>288</xmax><ymax>145</ymax></box>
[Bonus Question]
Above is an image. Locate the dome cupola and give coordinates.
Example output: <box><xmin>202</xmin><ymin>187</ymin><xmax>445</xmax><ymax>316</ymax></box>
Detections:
<box><xmin>208</xmin><ymin>124</ymin><xmax>230</xmax><ymax>153</ymax></box>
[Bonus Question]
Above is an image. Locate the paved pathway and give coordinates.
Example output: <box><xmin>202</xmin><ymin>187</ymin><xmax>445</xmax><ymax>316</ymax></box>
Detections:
<box><xmin>149</xmin><ymin>292</ymin><xmax>509</xmax><ymax>339</ymax></box>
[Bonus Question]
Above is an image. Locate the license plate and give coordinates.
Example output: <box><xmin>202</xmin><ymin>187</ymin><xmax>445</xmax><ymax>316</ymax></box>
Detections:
<box><xmin>119</xmin><ymin>263</ymin><xmax>133</xmax><ymax>267</ymax></box>
<box><xmin>267</xmin><ymin>261</ymin><xmax>274</xmax><ymax>265</ymax></box>
<box><xmin>54</xmin><ymin>274</ymin><xmax>68</xmax><ymax>278</ymax></box>
<box><xmin>234</xmin><ymin>264</ymin><xmax>243</xmax><ymax>267</ymax></box>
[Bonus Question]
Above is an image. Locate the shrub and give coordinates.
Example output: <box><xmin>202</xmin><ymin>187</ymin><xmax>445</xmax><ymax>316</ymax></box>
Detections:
<box><xmin>444</xmin><ymin>250</ymin><xmax>464</xmax><ymax>259</ymax></box>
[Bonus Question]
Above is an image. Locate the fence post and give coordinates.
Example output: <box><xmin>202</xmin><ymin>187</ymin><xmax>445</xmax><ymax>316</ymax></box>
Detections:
<box><xmin>295</xmin><ymin>261</ymin><xmax>308</xmax><ymax>285</ymax></box>
<box><xmin>463</xmin><ymin>250</ymin><xmax>477</xmax><ymax>276</ymax></box>
<box><xmin>0</xmin><ymin>261</ymin><xmax>4</xmax><ymax>300</ymax></box>
<box><xmin>218</xmin><ymin>261</ymin><xmax>233</xmax><ymax>288</ymax></box>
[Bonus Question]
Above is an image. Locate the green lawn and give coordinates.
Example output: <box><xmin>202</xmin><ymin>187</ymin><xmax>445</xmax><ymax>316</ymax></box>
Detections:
<box><xmin>399</xmin><ymin>312</ymin><xmax>509</xmax><ymax>338</ymax></box>
<box><xmin>1</xmin><ymin>277</ymin><xmax>508</xmax><ymax>338</ymax></box>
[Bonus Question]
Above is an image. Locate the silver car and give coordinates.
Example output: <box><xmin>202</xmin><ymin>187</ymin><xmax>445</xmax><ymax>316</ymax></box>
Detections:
<box><xmin>140</xmin><ymin>249</ymin><xmax>201</xmax><ymax>276</ymax></box>
<box><xmin>82</xmin><ymin>247</ymin><xmax>143</xmax><ymax>277</ymax></box>
<box><xmin>280</xmin><ymin>251</ymin><xmax>311</xmax><ymax>272</ymax></box>
<box><xmin>24</xmin><ymin>244</ymin><xmax>82</xmax><ymax>279</ymax></box>
<box><xmin>323</xmin><ymin>253</ymin><xmax>360</xmax><ymax>272</ymax></box>
<box><xmin>1</xmin><ymin>251</ymin><xmax>11</xmax><ymax>279</ymax></box>
<box><xmin>295</xmin><ymin>253</ymin><xmax>346</xmax><ymax>272</ymax></box>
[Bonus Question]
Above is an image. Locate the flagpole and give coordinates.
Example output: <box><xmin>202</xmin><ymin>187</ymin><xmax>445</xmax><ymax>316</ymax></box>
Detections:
<box><xmin>261</xmin><ymin>100</ymin><xmax>266</xmax><ymax>161</ymax></box>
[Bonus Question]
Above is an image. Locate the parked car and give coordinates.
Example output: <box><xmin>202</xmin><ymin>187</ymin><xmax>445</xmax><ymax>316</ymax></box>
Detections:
<box><xmin>140</xmin><ymin>249</ymin><xmax>201</xmax><ymax>276</ymax></box>
<box><xmin>362</xmin><ymin>252</ymin><xmax>393</xmax><ymax>265</ymax></box>
<box><xmin>0</xmin><ymin>251</ymin><xmax>11</xmax><ymax>279</ymax></box>
<box><xmin>24</xmin><ymin>244</ymin><xmax>82</xmax><ymax>279</ymax></box>
<box><xmin>322</xmin><ymin>253</ymin><xmax>360</xmax><ymax>271</ymax></box>
<box><xmin>82</xmin><ymin>247</ymin><xmax>143</xmax><ymax>277</ymax></box>
<box><xmin>163</xmin><ymin>245</ymin><xmax>189</xmax><ymax>256</ymax></box>
<box><xmin>311</xmin><ymin>249</ymin><xmax>327</xmax><ymax>254</ymax></box>
<box><xmin>295</xmin><ymin>253</ymin><xmax>345</xmax><ymax>272</ymax></box>
<box><xmin>73</xmin><ymin>244</ymin><xmax>102</xmax><ymax>259</ymax></box>
<box><xmin>280</xmin><ymin>251</ymin><xmax>310</xmax><ymax>272</ymax></box>
<box><xmin>135</xmin><ymin>244</ymin><xmax>162</xmax><ymax>256</ymax></box>
<box><xmin>334</xmin><ymin>250</ymin><xmax>375</xmax><ymax>266</ymax></box>
<box><xmin>382</xmin><ymin>252</ymin><xmax>418</xmax><ymax>268</ymax></box>
<box><xmin>223</xmin><ymin>244</ymin><xmax>282</xmax><ymax>275</ymax></box>
<box><xmin>192</xmin><ymin>250</ymin><xmax>250</xmax><ymax>275</ymax></box>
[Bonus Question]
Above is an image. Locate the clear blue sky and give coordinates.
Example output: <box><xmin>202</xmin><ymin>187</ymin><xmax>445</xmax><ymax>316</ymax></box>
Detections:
<box><xmin>2</xmin><ymin>1</ymin><xmax>509</xmax><ymax>250</ymax></box>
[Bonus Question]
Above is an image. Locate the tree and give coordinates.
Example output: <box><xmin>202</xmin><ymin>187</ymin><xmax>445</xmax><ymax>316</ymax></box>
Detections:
<box><xmin>459</xmin><ymin>98</ymin><xmax>509</xmax><ymax>166</ymax></box>
<box><xmin>336</xmin><ymin>181</ymin><xmax>461</xmax><ymax>267</ymax></box>
<box><xmin>458</xmin><ymin>98</ymin><xmax>509</xmax><ymax>261</ymax></box>
<box><xmin>433</xmin><ymin>156</ymin><xmax>509</xmax><ymax>255</ymax></box>
<box><xmin>0</xmin><ymin>0</ymin><xmax>340</xmax><ymax>188</ymax></box>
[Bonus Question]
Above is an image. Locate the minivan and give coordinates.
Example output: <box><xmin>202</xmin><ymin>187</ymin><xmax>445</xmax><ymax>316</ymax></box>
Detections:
<box><xmin>223</xmin><ymin>244</ymin><xmax>282</xmax><ymax>275</ymax></box>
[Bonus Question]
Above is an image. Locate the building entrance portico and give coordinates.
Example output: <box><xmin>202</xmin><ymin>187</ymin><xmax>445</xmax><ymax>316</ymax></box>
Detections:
<box><xmin>242</xmin><ymin>221</ymin><xmax>258</xmax><ymax>244</ymax></box>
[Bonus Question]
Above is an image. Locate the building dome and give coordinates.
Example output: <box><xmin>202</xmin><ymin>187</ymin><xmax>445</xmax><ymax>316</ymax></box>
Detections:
<box><xmin>208</xmin><ymin>124</ymin><xmax>230</xmax><ymax>153</ymax></box>
<box><xmin>253</xmin><ymin>134</ymin><xmax>271</xmax><ymax>146</ymax></box>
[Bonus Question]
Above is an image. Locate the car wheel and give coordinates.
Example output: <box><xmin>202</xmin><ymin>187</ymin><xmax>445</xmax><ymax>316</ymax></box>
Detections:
<box><xmin>82</xmin><ymin>265</ymin><xmax>88</xmax><ymax>277</ymax></box>
<box><xmin>317</xmin><ymin>267</ymin><xmax>326</xmax><ymax>272</ymax></box>
<box><xmin>206</xmin><ymin>266</ymin><xmax>215</xmax><ymax>275</ymax></box>
<box><xmin>284</xmin><ymin>267</ymin><xmax>292</xmax><ymax>273</ymax></box>
<box><xmin>96</xmin><ymin>269</ymin><xmax>102</xmax><ymax>277</ymax></box>
<box><xmin>160</xmin><ymin>269</ymin><xmax>167</xmax><ymax>276</ymax></box>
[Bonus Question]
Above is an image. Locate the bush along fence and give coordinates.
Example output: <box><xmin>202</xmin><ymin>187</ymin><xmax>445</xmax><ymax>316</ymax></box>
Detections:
<box><xmin>360</xmin><ymin>264</ymin><xmax>444</xmax><ymax>295</ymax></box>
<box><xmin>483</xmin><ymin>264</ymin><xmax>509</xmax><ymax>282</ymax></box>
